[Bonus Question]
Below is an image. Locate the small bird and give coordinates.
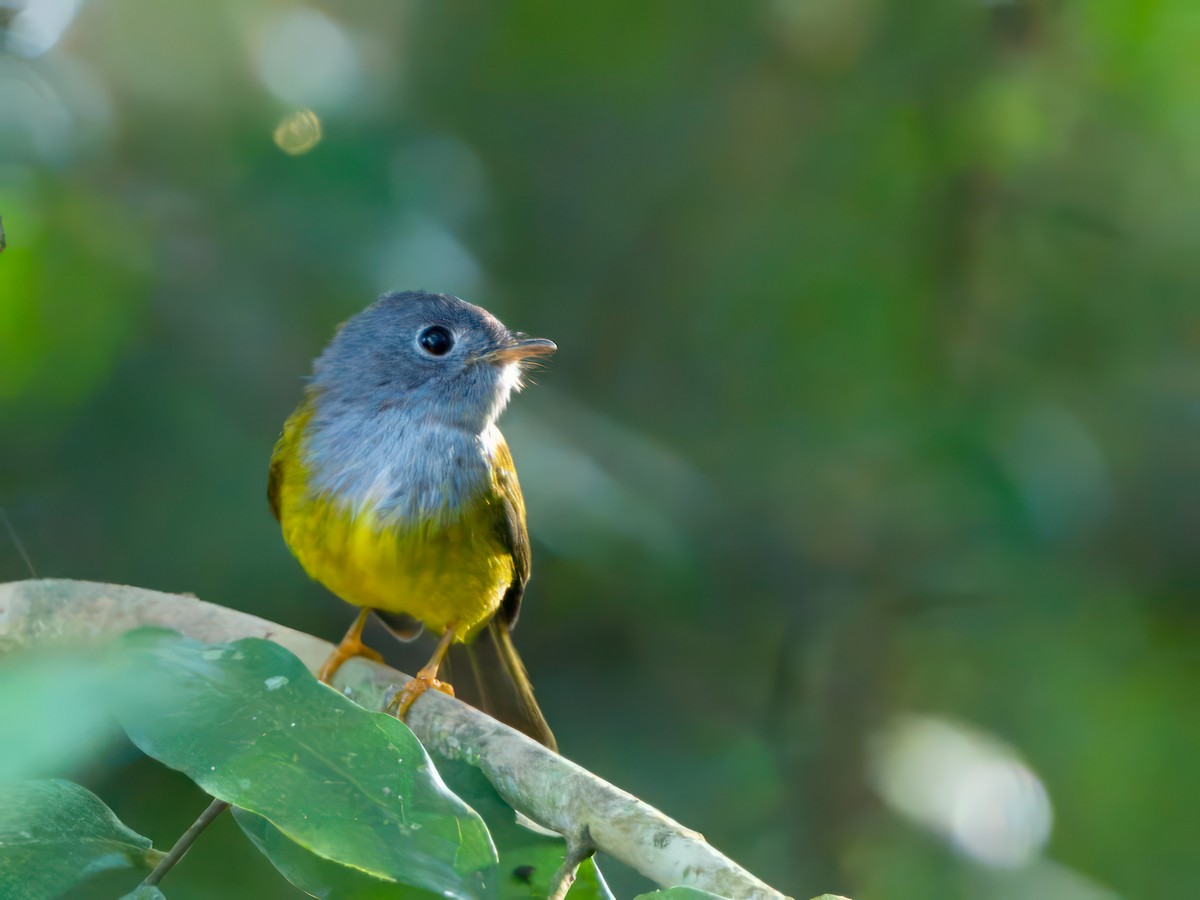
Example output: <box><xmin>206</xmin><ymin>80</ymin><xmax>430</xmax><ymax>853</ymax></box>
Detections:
<box><xmin>268</xmin><ymin>291</ymin><xmax>557</xmax><ymax>749</ymax></box>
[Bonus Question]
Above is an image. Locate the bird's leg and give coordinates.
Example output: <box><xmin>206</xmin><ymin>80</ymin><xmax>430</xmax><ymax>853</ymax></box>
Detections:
<box><xmin>389</xmin><ymin>624</ymin><xmax>457</xmax><ymax>719</ymax></box>
<box><xmin>317</xmin><ymin>607</ymin><xmax>383</xmax><ymax>684</ymax></box>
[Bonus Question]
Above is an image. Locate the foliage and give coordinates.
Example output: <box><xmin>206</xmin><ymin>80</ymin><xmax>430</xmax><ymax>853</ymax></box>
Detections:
<box><xmin>0</xmin><ymin>649</ymin><xmax>129</xmax><ymax>781</ymax></box>
<box><xmin>0</xmin><ymin>629</ymin><xmax>616</xmax><ymax>898</ymax></box>
<box><xmin>0</xmin><ymin>779</ymin><xmax>161</xmax><ymax>898</ymax></box>
<box><xmin>112</xmin><ymin>629</ymin><xmax>496</xmax><ymax>896</ymax></box>
<box><xmin>427</xmin><ymin>757</ymin><xmax>612</xmax><ymax>900</ymax></box>
<box><xmin>120</xmin><ymin>888</ymin><xmax>167</xmax><ymax>900</ymax></box>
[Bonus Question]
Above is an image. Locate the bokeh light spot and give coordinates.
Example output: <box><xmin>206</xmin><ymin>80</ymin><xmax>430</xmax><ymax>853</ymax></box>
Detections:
<box><xmin>254</xmin><ymin>8</ymin><xmax>362</xmax><ymax>110</ymax></box>
<box><xmin>273</xmin><ymin>109</ymin><xmax>323</xmax><ymax>156</ymax></box>
<box><xmin>870</xmin><ymin>715</ymin><xmax>1053</xmax><ymax>868</ymax></box>
<box><xmin>6</xmin><ymin>0</ymin><xmax>83</xmax><ymax>58</ymax></box>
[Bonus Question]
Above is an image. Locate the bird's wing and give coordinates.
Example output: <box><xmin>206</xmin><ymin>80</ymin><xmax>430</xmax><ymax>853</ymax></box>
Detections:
<box><xmin>489</xmin><ymin>432</ymin><xmax>530</xmax><ymax>629</ymax></box>
<box><xmin>267</xmin><ymin>452</ymin><xmax>284</xmax><ymax>521</ymax></box>
<box><xmin>460</xmin><ymin>433</ymin><xmax>555</xmax><ymax>748</ymax></box>
<box><xmin>267</xmin><ymin>402</ymin><xmax>315</xmax><ymax>523</ymax></box>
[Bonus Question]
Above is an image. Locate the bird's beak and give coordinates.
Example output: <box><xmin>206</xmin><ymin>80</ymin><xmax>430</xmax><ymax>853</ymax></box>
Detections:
<box><xmin>483</xmin><ymin>336</ymin><xmax>557</xmax><ymax>364</ymax></box>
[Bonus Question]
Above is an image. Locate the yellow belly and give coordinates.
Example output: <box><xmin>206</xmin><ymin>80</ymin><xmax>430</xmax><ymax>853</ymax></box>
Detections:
<box><xmin>271</xmin><ymin>411</ymin><xmax>513</xmax><ymax>640</ymax></box>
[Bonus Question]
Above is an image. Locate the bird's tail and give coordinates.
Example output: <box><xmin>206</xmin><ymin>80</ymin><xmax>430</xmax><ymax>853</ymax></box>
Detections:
<box><xmin>446</xmin><ymin>620</ymin><xmax>557</xmax><ymax>752</ymax></box>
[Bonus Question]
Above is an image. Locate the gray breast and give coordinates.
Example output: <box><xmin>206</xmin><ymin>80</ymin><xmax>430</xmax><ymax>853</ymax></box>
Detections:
<box><xmin>302</xmin><ymin>399</ymin><xmax>490</xmax><ymax>525</ymax></box>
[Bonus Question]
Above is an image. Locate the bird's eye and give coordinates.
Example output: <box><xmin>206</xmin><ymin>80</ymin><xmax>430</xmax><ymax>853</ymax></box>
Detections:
<box><xmin>418</xmin><ymin>325</ymin><xmax>454</xmax><ymax>356</ymax></box>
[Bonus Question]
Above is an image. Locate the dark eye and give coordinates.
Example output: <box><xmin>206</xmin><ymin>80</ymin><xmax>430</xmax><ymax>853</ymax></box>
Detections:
<box><xmin>418</xmin><ymin>325</ymin><xmax>454</xmax><ymax>356</ymax></box>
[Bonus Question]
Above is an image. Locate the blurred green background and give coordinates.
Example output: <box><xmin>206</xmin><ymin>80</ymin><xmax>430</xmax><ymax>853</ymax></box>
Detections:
<box><xmin>2</xmin><ymin>1</ymin><xmax>1198</xmax><ymax>897</ymax></box>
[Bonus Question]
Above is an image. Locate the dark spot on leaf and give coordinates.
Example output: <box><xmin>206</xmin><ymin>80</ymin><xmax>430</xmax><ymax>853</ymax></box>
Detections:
<box><xmin>512</xmin><ymin>865</ymin><xmax>534</xmax><ymax>883</ymax></box>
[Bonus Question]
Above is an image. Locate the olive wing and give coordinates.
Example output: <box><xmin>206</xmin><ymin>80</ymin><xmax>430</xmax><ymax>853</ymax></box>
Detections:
<box><xmin>489</xmin><ymin>433</ymin><xmax>530</xmax><ymax>628</ymax></box>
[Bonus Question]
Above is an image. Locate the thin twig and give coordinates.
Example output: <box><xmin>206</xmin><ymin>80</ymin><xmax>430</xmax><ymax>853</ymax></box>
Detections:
<box><xmin>547</xmin><ymin>832</ymin><xmax>595</xmax><ymax>900</ymax></box>
<box><xmin>141</xmin><ymin>798</ymin><xmax>230</xmax><ymax>887</ymax></box>
<box><xmin>0</xmin><ymin>579</ymin><xmax>793</xmax><ymax>900</ymax></box>
<box><xmin>0</xmin><ymin>508</ymin><xmax>37</xmax><ymax>578</ymax></box>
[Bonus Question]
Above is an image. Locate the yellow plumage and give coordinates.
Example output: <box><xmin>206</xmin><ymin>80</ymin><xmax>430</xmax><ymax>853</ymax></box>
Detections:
<box><xmin>269</xmin><ymin>402</ymin><xmax>519</xmax><ymax>641</ymax></box>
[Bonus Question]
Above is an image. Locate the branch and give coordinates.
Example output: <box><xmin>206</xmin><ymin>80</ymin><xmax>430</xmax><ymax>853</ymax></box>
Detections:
<box><xmin>0</xmin><ymin>579</ymin><xmax>793</xmax><ymax>900</ymax></box>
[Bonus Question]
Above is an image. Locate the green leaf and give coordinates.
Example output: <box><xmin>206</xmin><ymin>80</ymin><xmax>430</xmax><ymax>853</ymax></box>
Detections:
<box><xmin>110</xmin><ymin>629</ymin><xmax>496</xmax><ymax>898</ymax></box>
<box><xmin>634</xmin><ymin>889</ymin><xmax>729</xmax><ymax>899</ymax></box>
<box><xmin>230</xmin><ymin>754</ymin><xmax>614</xmax><ymax>899</ymax></box>
<box><xmin>0</xmin><ymin>779</ymin><xmax>162</xmax><ymax>898</ymax></box>
<box><xmin>232</xmin><ymin>807</ymin><xmax>446</xmax><ymax>899</ymax></box>
<box><xmin>119</xmin><ymin>887</ymin><xmax>167</xmax><ymax>899</ymax></box>
<box><xmin>0</xmin><ymin>649</ymin><xmax>126</xmax><ymax>781</ymax></box>
<box><xmin>433</xmin><ymin>755</ymin><xmax>614</xmax><ymax>900</ymax></box>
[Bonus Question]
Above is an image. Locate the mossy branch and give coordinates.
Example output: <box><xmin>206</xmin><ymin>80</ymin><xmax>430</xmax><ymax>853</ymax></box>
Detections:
<box><xmin>0</xmin><ymin>579</ymin><xmax>798</xmax><ymax>900</ymax></box>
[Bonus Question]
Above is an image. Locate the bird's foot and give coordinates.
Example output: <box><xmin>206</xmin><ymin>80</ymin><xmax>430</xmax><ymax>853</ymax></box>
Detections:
<box><xmin>389</xmin><ymin>666</ymin><xmax>455</xmax><ymax>720</ymax></box>
<box><xmin>317</xmin><ymin>636</ymin><xmax>383</xmax><ymax>685</ymax></box>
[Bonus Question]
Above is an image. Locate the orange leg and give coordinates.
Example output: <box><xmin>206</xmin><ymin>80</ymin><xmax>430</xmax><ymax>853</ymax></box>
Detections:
<box><xmin>318</xmin><ymin>607</ymin><xmax>383</xmax><ymax>684</ymax></box>
<box><xmin>388</xmin><ymin>624</ymin><xmax>458</xmax><ymax>719</ymax></box>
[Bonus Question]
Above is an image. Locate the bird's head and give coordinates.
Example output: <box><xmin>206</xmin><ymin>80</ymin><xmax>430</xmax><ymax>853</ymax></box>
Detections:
<box><xmin>311</xmin><ymin>291</ymin><xmax>555</xmax><ymax>429</ymax></box>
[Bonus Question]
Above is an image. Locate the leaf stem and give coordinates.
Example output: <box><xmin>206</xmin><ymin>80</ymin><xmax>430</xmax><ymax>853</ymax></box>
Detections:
<box><xmin>141</xmin><ymin>797</ymin><xmax>230</xmax><ymax>887</ymax></box>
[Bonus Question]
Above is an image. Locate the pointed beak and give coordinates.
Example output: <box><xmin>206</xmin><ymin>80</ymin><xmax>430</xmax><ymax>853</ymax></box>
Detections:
<box><xmin>483</xmin><ymin>336</ymin><xmax>557</xmax><ymax>364</ymax></box>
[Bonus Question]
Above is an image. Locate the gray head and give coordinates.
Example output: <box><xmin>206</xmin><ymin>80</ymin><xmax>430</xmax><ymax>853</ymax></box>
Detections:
<box><xmin>310</xmin><ymin>291</ymin><xmax>555</xmax><ymax>431</ymax></box>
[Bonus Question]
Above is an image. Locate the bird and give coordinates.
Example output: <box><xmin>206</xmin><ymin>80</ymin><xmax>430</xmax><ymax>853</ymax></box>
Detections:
<box><xmin>268</xmin><ymin>290</ymin><xmax>557</xmax><ymax>749</ymax></box>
